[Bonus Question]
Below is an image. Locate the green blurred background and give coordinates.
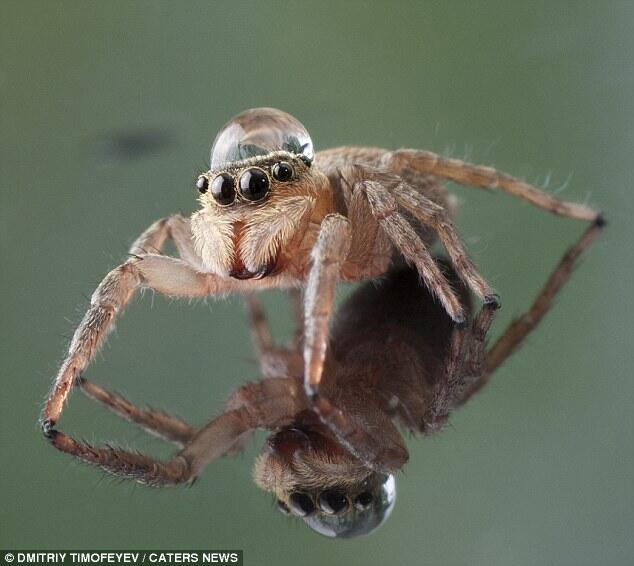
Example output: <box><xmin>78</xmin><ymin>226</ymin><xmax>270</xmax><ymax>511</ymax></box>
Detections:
<box><xmin>1</xmin><ymin>1</ymin><xmax>633</xmax><ymax>564</ymax></box>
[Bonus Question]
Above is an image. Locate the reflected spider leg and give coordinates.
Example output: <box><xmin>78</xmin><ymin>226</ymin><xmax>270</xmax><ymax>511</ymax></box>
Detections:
<box><xmin>48</xmin><ymin>430</ymin><xmax>192</xmax><ymax>486</ymax></box>
<box><xmin>288</xmin><ymin>287</ymin><xmax>305</xmax><ymax>349</ymax></box>
<box><xmin>244</xmin><ymin>294</ymin><xmax>274</xmax><ymax>358</ymax></box>
<box><xmin>312</xmin><ymin>392</ymin><xmax>410</xmax><ymax>474</ymax></box>
<box><xmin>457</xmin><ymin>219</ymin><xmax>605</xmax><ymax>405</ymax></box>
<box><xmin>425</xmin><ymin>325</ymin><xmax>470</xmax><ymax>427</ymax></box>
<box><xmin>50</xmin><ymin>376</ymin><xmax>307</xmax><ymax>486</ymax></box>
<box><xmin>464</xmin><ymin>302</ymin><xmax>499</xmax><ymax>381</ymax></box>
<box><xmin>244</xmin><ymin>289</ymin><xmax>304</xmax><ymax>359</ymax></box>
<box><xmin>385</xmin><ymin>150</ymin><xmax>600</xmax><ymax>222</ymax></box>
<box><xmin>246</xmin><ymin>291</ymin><xmax>408</xmax><ymax>474</ymax></box>
<box><xmin>78</xmin><ymin>377</ymin><xmax>196</xmax><ymax>446</ymax></box>
<box><xmin>182</xmin><ymin>376</ymin><xmax>307</xmax><ymax>479</ymax></box>
<box><xmin>425</xmin><ymin>301</ymin><xmax>500</xmax><ymax>420</ymax></box>
<box><xmin>244</xmin><ymin>293</ymin><xmax>304</xmax><ymax>379</ymax></box>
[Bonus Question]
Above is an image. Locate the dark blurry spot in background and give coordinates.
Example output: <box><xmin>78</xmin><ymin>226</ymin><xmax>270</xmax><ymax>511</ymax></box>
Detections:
<box><xmin>90</xmin><ymin>127</ymin><xmax>177</xmax><ymax>161</ymax></box>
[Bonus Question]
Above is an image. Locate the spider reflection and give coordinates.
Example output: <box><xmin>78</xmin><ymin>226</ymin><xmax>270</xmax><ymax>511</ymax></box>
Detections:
<box><xmin>49</xmin><ymin>220</ymin><xmax>602</xmax><ymax>537</ymax></box>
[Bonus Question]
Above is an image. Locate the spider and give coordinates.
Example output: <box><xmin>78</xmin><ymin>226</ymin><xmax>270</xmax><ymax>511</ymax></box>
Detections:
<box><xmin>41</xmin><ymin>107</ymin><xmax>601</xmax><ymax>466</ymax></box>
<box><xmin>46</xmin><ymin>221</ymin><xmax>603</xmax><ymax>537</ymax></box>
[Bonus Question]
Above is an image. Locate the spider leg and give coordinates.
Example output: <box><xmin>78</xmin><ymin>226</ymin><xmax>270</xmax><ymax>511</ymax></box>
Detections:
<box><xmin>393</xmin><ymin>183</ymin><xmax>498</xmax><ymax>305</ymax></box>
<box><xmin>41</xmin><ymin>254</ymin><xmax>212</xmax><ymax>434</ymax></box>
<box><xmin>385</xmin><ymin>150</ymin><xmax>601</xmax><ymax>222</ymax></box>
<box><xmin>346</xmin><ymin>185</ymin><xmax>385</xmax><ymax>274</ymax></box>
<box><xmin>244</xmin><ymin>288</ymin><xmax>304</xmax><ymax>355</ymax></box>
<box><xmin>184</xmin><ymin>377</ymin><xmax>307</xmax><ymax>478</ymax></box>
<box><xmin>361</xmin><ymin>180</ymin><xmax>465</xmax><ymax>323</ymax></box>
<box><xmin>438</xmin><ymin>302</ymin><xmax>500</xmax><ymax>410</ymax></box>
<box><xmin>41</xmin><ymin>215</ymin><xmax>283</xmax><ymax>434</ymax></box>
<box><xmin>303</xmin><ymin>214</ymin><xmax>352</xmax><ymax>396</ymax></box>
<box><xmin>458</xmin><ymin>219</ymin><xmax>605</xmax><ymax>404</ymax></box>
<box><xmin>312</xmin><ymin>393</ymin><xmax>409</xmax><ymax>473</ymax></box>
<box><xmin>47</xmin><ymin>408</ymin><xmax>253</xmax><ymax>486</ymax></box>
<box><xmin>41</xmin><ymin>215</ymin><xmax>202</xmax><ymax>431</ymax></box>
<box><xmin>131</xmin><ymin>214</ymin><xmax>201</xmax><ymax>267</ymax></box>
<box><xmin>425</xmin><ymin>325</ymin><xmax>468</xmax><ymax>426</ymax></box>
<box><xmin>78</xmin><ymin>377</ymin><xmax>196</xmax><ymax>446</ymax></box>
<box><xmin>300</xmin><ymin>214</ymin><xmax>405</xmax><ymax>470</ymax></box>
<box><xmin>48</xmin><ymin>431</ymin><xmax>191</xmax><ymax>486</ymax></box>
<box><xmin>465</xmin><ymin>302</ymin><xmax>499</xmax><ymax>380</ymax></box>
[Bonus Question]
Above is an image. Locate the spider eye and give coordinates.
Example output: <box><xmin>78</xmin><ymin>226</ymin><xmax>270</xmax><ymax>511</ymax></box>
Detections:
<box><xmin>211</xmin><ymin>173</ymin><xmax>236</xmax><ymax>206</ymax></box>
<box><xmin>196</xmin><ymin>175</ymin><xmax>209</xmax><ymax>194</ymax></box>
<box><xmin>354</xmin><ymin>491</ymin><xmax>373</xmax><ymax>510</ymax></box>
<box><xmin>239</xmin><ymin>168</ymin><xmax>270</xmax><ymax>202</ymax></box>
<box><xmin>288</xmin><ymin>492</ymin><xmax>315</xmax><ymax>517</ymax></box>
<box><xmin>272</xmin><ymin>161</ymin><xmax>294</xmax><ymax>182</ymax></box>
<box><xmin>318</xmin><ymin>490</ymin><xmax>349</xmax><ymax>515</ymax></box>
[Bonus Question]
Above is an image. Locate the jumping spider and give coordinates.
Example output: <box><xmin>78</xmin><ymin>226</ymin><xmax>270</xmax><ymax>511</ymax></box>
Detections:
<box><xmin>46</xmin><ymin>223</ymin><xmax>603</xmax><ymax>537</ymax></box>
<box><xmin>41</xmin><ymin>107</ymin><xmax>602</xmax><ymax>487</ymax></box>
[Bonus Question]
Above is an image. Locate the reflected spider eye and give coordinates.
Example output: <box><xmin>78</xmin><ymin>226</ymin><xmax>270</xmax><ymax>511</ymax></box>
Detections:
<box><xmin>211</xmin><ymin>173</ymin><xmax>236</xmax><ymax>206</ymax></box>
<box><xmin>318</xmin><ymin>490</ymin><xmax>349</xmax><ymax>515</ymax></box>
<box><xmin>196</xmin><ymin>175</ymin><xmax>209</xmax><ymax>194</ymax></box>
<box><xmin>239</xmin><ymin>168</ymin><xmax>270</xmax><ymax>202</ymax></box>
<box><xmin>276</xmin><ymin>500</ymin><xmax>290</xmax><ymax>515</ymax></box>
<box><xmin>288</xmin><ymin>492</ymin><xmax>315</xmax><ymax>517</ymax></box>
<box><xmin>354</xmin><ymin>491</ymin><xmax>373</xmax><ymax>510</ymax></box>
<box><xmin>272</xmin><ymin>161</ymin><xmax>294</xmax><ymax>182</ymax></box>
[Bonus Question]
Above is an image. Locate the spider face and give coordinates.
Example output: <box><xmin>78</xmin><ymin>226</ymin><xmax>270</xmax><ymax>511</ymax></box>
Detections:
<box><xmin>253</xmin><ymin>418</ymin><xmax>396</xmax><ymax>538</ymax></box>
<box><xmin>190</xmin><ymin>108</ymin><xmax>328</xmax><ymax>279</ymax></box>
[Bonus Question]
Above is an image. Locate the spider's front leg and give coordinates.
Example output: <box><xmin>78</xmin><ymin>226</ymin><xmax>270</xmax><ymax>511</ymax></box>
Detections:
<box><xmin>41</xmin><ymin>257</ymin><xmax>207</xmax><ymax>434</ymax></box>
<box><xmin>302</xmin><ymin>213</ymin><xmax>352</xmax><ymax>398</ymax></box>
<box><xmin>40</xmin><ymin>215</ymin><xmax>274</xmax><ymax>436</ymax></box>
<box><xmin>41</xmin><ymin>214</ymin><xmax>201</xmax><ymax>432</ymax></box>
<box><xmin>300</xmin><ymin>216</ymin><xmax>408</xmax><ymax>472</ymax></box>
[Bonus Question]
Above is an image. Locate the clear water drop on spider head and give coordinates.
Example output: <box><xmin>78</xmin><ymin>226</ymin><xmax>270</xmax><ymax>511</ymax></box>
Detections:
<box><xmin>209</xmin><ymin>108</ymin><xmax>314</xmax><ymax>170</ymax></box>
